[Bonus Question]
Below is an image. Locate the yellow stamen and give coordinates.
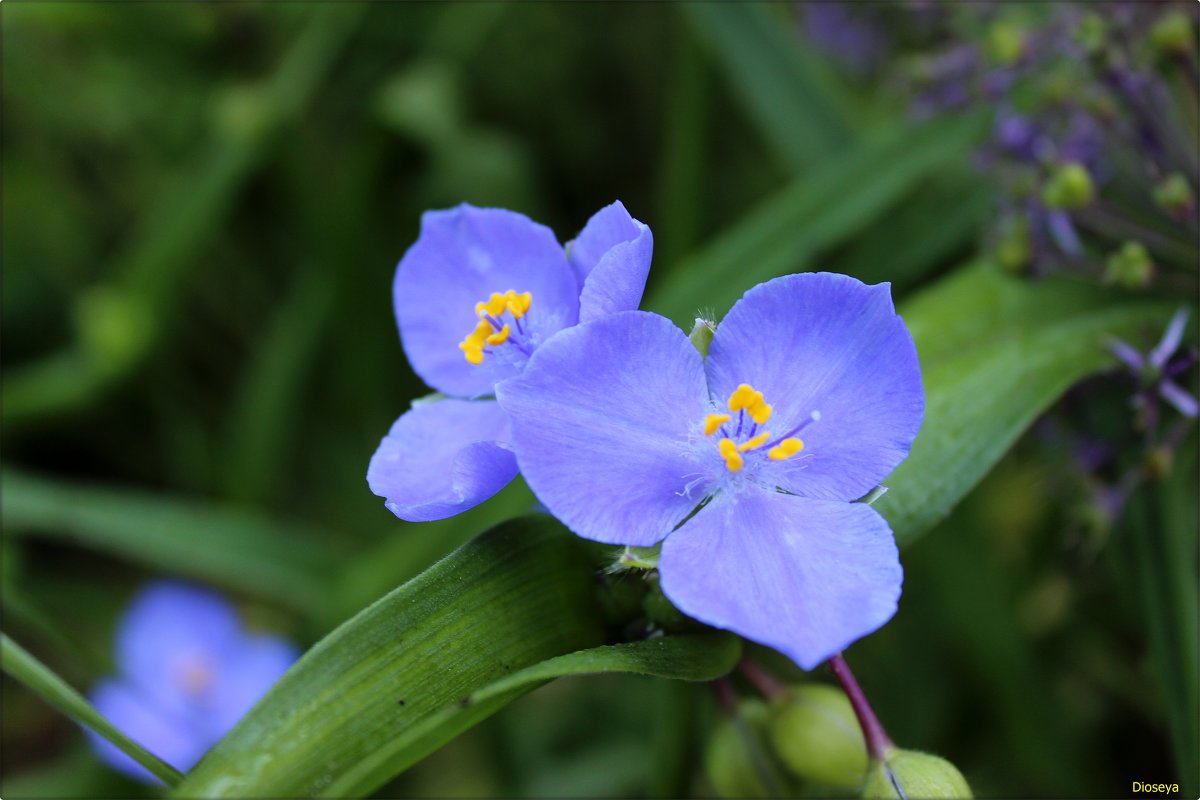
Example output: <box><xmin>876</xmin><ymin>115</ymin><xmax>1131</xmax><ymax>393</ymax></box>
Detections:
<box><xmin>738</xmin><ymin>431</ymin><xmax>771</xmax><ymax>452</ymax></box>
<box><xmin>727</xmin><ymin>384</ymin><xmax>757</xmax><ymax>412</ymax></box>
<box><xmin>505</xmin><ymin>290</ymin><xmax>532</xmax><ymax>319</ymax></box>
<box><xmin>718</xmin><ymin>438</ymin><xmax>744</xmax><ymax>472</ymax></box>
<box><xmin>704</xmin><ymin>413</ymin><xmax>732</xmax><ymax>436</ymax></box>
<box><xmin>767</xmin><ymin>438</ymin><xmax>805</xmax><ymax>461</ymax></box>
<box><xmin>485</xmin><ymin>324</ymin><xmax>511</xmax><ymax>346</ymax></box>
<box><xmin>748</xmin><ymin>400</ymin><xmax>773</xmax><ymax>425</ymax></box>
<box><xmin>458</xmin><ymin>341</ymin><xmax>484</xmax><ymax>364</ymax></box>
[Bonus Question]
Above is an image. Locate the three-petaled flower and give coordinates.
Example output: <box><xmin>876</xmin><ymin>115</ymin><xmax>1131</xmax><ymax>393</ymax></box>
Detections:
<box><xmin>368</xmin><ymin>201</ymin><xmax>653</xmax><ymax>521</ymax></box>
<box><xmin>87</xmin><ymin>582</ymin><xmax>297</xmax><ymax>782</ymax></box>
<box><xmin>496</xmin><ymin>273</ymin><xmax>924</xmax><ymax>669</ymax></box>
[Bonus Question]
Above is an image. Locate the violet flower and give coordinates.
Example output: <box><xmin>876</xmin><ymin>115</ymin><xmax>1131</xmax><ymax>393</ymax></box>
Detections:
<box><xmin>87</xmin><ymin>582</ymin><xmax>298</xmax><ymax>783</ymax></box>
<box><xmin>1110</xmin><ymin>308</ymin><xmax>1198</xmax><ymax>420</ymax></box>
<box><xmin>368</xmin><ymin>202</ymin><xmax>652</xmax><ymax>522</ymax></box>
<box><xmin>496</xmin><ymin>273</ymin><xmax>924</xmax><ymax>669</ymax></box>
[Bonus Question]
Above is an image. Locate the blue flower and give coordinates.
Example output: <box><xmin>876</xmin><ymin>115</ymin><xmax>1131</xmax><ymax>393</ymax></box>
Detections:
<box><xmin>368</xmin><ymin>201</ymin><xmax>653</xmax><ymax>521</ymax></box>
<box><xmin>496</xmin><ymin>273</ymin><xmax>924</xmax><ymax>669</ymax></box>
<box><xmin>86</xmin><ymin>581</ymin><xmax>298</xmax><ymax>783</ymax></box>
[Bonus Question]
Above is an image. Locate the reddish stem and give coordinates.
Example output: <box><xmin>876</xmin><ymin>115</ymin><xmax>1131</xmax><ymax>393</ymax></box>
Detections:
<box><xmin>737</xmin><ymin>659</ymin><xmax>787</xmax><ymax>701</ymax></box>
<box><xmin>828</xmin><ymin>652</ymin><xmax>894</xmax><ymax>761</ymax></box>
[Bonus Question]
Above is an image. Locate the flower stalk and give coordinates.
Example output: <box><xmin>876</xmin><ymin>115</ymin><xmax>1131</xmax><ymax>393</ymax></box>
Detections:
<box><xmin>827</xmin><ymin>652</ymin><xmax>894</xmax><ymax>762</ymax></box>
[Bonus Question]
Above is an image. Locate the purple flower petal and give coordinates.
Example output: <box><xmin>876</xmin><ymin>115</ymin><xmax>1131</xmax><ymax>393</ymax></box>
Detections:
<box><xmin>367</xmin><ymin>398</ymin><xmax>518</xmax><ymax>522</ymax></box>
<box><xmin>87</xmin><ymin>679</ymin><xmax>204</xmax><ymax>783</ymax></box>
<box><xmin>1108</xmin><ymin>338</ymin><xmax>1145</xmax><ymax>371</ymax></box>
<box><xmin>568</xmin><ymin>201</ymin><xmax>654</xmax><ymax>323</ymax></box>
<box><xmin>207</xmin><ymin>634</ymin><xmax>299</xmax><ymax>735</ymax></box>
<box><xmin>394</xmin><ymin>204</ymin><xmax>580</xmax><ymax>398</ymax></box>
<box><xmin>497</xmin><ymin>311</ymin><xmax>712</xmax><ymax>546</ymax></box>
<box><xmin>705</xmin><ymin>273</ymin><xmax>923</xmax><ymax>502</ymax></box>
<box><xmin>1150</xmin><ymin>308</ymin><xmax>1189</xmax><ymax>370</ymax></box>
<box><xmin>1160</xmin><ymin>380</ymin><xmax>1199</xmax><ymax>418</ymax></box>
<box><xmin>659</xmin><ymin>490</ymin><xmax>902</xmax><ymax>670</ymax></box>
<box><xmin>115</xmin><ymin>582</ymin><xmax>242</xmax><ymax>709</ymax></box>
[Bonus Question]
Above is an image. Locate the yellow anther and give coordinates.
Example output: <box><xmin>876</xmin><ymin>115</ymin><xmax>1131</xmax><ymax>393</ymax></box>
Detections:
<box><xmin>748</xmin><ymin>401</ymin><xmax>773</xmax><ymax>425</ymax></box>
<box><xmin>704</xmin><ymin>413</ymin><xmax>732</xmax><ymax>436</ymax></box>
<box><xmin>767</xmin><ymin>438</ymin><xmax>805</xmax><ymax>461</ymax></box>
<box><xmin>481</xmin><ymin>293</ymin><xmax>509</xmax><ymax>317</ymax></box>
<box><xmin>506</xmin><ymin>290</ymin><xmax>532</xmax><ymax>319</ymax></box>
<box><xmin>738</xmin><ymin>431</ymin><xmax>771</xmax><ymax>452</ymax></box>
<box><xmin>485</xmin><ymin>324</ymin><xmax>511</xmax><ymax>346</ymax></box>
<box><xmin>728</xmin><ymin>384</ymin><xmax>758</xmax><ymax>412</ymax></box>
<box><xmin>458</xmin><ymin>341</ymin><xmax>484</xmax><ymax>365</ymax></box>
<box><xmin>718</xmin><ymin>438</ymin><xmax>744</xmax><ymax>472</ymax></box>
<box><xmin>470</xmin><ymin>319</ymin><xmax>492</xmax><ymax>341</ymax></box>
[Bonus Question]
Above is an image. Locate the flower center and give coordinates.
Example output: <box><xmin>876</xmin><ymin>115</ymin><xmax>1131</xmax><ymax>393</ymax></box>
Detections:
<box><xmin>703</xmin><ymin>383</ymin><xmax>811</xmax><ymax>472</ymax></box>
<box><xmin>458</xmin><ymin>290</ymin><xmax>533</xmax><ymax>365</ymax></box>
<box><xmin>174</xmin><ymin>654</ymin><xmax>216</xmax><ymax>697</ymax></box>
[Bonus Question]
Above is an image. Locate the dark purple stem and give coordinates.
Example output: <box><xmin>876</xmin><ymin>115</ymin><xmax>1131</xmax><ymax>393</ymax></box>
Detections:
<box><xmin>737</xmin><ymin>659</ymin><xmax>787</xmax><ymax>701</ymax></box>
<box><xmin>828</xmin><ymin>652</ymin><xmax>894</xmax><ymax>761</ymax></box>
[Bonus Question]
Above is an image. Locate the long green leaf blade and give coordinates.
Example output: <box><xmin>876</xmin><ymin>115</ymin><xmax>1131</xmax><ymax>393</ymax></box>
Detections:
<box><xmin>173</xmin><ymin>516</ymin><xmax>605</xmax><ymax>798</ymax></box>
<box><xmin>1</xmin><ymin>633</ymin><xmax>184</xmax><ymax>787</ymax></box>
<box><xmin>881</xmin><ymin>265</ymin><xmax>1174</xmax><ymax>546</ymax></box>
<box><xmin>648</xmin><ymin>111</ymin><xmax>988</xmax><ymax>325</ymax></box>
<box><xmin>1</xmin><ymin>469</ymin><xmax>331</xmax><ymax>615</ymax></box>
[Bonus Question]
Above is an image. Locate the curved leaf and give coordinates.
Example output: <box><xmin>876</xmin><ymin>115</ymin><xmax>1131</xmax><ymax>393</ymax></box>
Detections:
<box><xmin>881</xmin><ymin>265</ymin><xmax>1174</xmax><ymax>546</ymax></box>
<box><xmin>173</xmin><ymin>517</ymin><xmax>739</xmax><ymax>798</ymax></box>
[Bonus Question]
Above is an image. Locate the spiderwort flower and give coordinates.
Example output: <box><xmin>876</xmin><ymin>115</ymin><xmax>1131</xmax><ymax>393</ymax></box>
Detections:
<box><xmin>86</xmin><ymin>582</ymin><xmax>298</xmax><ymax>783</ymax></box>
<box><xmin>368</xmin><ymin>201</ymin><xmax>652</xmax><ymax>521</ymax></box>
<box><xmin>1110</xmin><ymin>308</ymin><xmax>1198</xmax><ymax>421</ymax></box>
<box><xmin>496</xmin><ymin>273</ymin><xmax>923</xmax><ymax>669</ymax></box>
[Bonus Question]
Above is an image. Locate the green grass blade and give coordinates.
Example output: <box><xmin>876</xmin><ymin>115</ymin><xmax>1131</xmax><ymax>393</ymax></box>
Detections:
<box><xmin>1</xmin><ymin>469</ymin><xmax>331</xmax><ymax>615</ymax></box>
<box><xmin>1</xmin><ymin>633</ymin><xmax>184</xmax><ymax>787</ymax></box>
<box><xmin>682</xmin><ymin>3</ymin><xmax>853</xmax><ymax>170</ymax></box>
<box><xmin>647</xmin><ymin>110</ymin><xmax>989</xmax><ymax>325</ymax></box>
<box><xmin>880</xmin><ymin>265</ymin><xmax>1175</xmax><ymax>546</ymax></box>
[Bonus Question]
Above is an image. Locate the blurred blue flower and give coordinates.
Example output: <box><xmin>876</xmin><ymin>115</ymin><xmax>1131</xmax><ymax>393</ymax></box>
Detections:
<box><xmin>87</xmin><ymin>582</ymin><xmax>298</xmax><ymax>783</ymax></box>
<box><xmin>497</xmin><ymin>273</ymin><xmax>924</xmax><ymax>669</ymax></box>
<box><xmin>368</xmin><ymin>201</ymin><xmax>652</xmax><ymax>521</ymax></box>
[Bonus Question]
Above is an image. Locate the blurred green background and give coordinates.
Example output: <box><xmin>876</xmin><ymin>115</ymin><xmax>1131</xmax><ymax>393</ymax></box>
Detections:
<box><xmin>2</xmin><ymin>3</ymin><xmax>1196</xmax><ymax>798</ymax></box>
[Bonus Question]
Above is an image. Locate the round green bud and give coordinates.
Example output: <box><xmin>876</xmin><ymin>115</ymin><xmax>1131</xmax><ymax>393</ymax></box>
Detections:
<box><xmin>863</xmin><ymin>750</ymin><xmax>973</xmax><ymax>799</ymax></box>
<box><xmin>985</xmin><ymin>20</ymin><xmax>1026</xmax><ymax>66</ymax></box>
<box><xmin>1154</xmin><ymin>173</ymin><xmax>1193</xmax><ymax>213</ymax></box>
<box><xmin>75</xmin><ymin>286</ymin><xmax>153</xmax><ymax>376</ymax></box>
<box><xmin>1075</xmin><ymin>13</ymin><xmax>1107</xmax><ymax>55</ymax></box>
<box><xmin>706</xmin><ymin>699</ymin><xmax>775</xmax><ymax>799</ymax></box>
<box><xmin>688</xmin><ymin>318</ymin><xmax>716</xmax><ymax>357</ymax></box>
<box><xmin>995</xmin><ymin>216</ymin><xmax>1031</xmax><ymax>274</ymax></box>
<box><xmin>769</xmin><ymin>684</ymin><xmax>867</xmax><ymax>789</ymax></box>
<box><xmin>1103</xmin><ymin>241</ymin><xmax>1154</xmax><ymax>289</ymax></box>
<box><xmin>1042</xmin><ymin>162</ymin><xmax>1095</xmax><ymax>209</ymax></box>
<box><xmin>213</xmin><ymin>84</ymin><xmax>274</xmax><ymax>146</ymax></box>
<box><xmin>1150</xmin><ymin>11</ymin><xmax>1194</xmax><ymax>59</ymax></box>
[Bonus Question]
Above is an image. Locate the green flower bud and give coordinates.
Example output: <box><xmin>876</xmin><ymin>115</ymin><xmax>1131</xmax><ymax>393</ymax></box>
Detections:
<box><xmin>1153</xmin><ymin>173</ymin><xmax>1193</xmax><ymax>213</ymax></box>
<box><xmin>706</xmin><ymin>699</ymin><xmax>779</xmax><ymax>799</ymax></box>
<box><xmin>1074</xmin><ymin>14</ymin><xmax>1107</xmax><ymax>56</ymax></box>
<box><xmin>769</xmin><ymin>684</ymin><xmax>868</xmax><ymax>789</ymax></box>
<box><xmin>1041</xmin><ymin>163</ymin><xmax>1095</xmax><ymax>209</ymax></box>
<box><xmin>1103</xmin><ymin>241</ymin><xmax>1154</xmax><ymax>289</ymax></box>
<box><xmin>863</xmin><ymin>749</ymin><xmax>973</xmax><ymax>799</ymax></box>
<box><xmin>985</xmin><ymin>20</ymin><xmax>1026</xmax><ymax>66</ymax></box>
<box><xmin>688</xmin><ymin>317</ymin><xmax>716</xmax><ymax>357</ymax></box>
<box><xmin>1150</xmin><ymin>11</ymin><xmax>1194</xmax><ymax>59</ymax></box>
<box><xmin>75</xmin><ymin>286</ymin><xmax>153</xmax><ymax>376</ymax></box>
<box><xmin>995</xmin><ymin>216</ymin><xmax>1031</xmax><ymax>274</ymax></box>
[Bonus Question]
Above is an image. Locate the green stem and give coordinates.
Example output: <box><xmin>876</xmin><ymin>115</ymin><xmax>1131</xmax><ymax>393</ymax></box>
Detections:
<box><xmin>1</xmin><ymin>633</ymin><xmax>183</xmax><ymax>786</ymax></box>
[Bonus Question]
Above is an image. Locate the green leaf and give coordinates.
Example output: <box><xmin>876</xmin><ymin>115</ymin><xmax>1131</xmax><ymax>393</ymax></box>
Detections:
<box><xmin>879</xmin><ymin>265</ymin><xmax>1175</xmax><ymax>546</ymax></box>
<box><xmin>1</xmin><ymin>633</ymin><xmax>184</xmax><ymax>787</ymax></box>
<box><xmin>1</xmin><ymin>469</ymin><xmax>331</xmax><ymax>615</ymax></box>
<box><xmin>648</xmin><ymin>110</ymin><xmax>989</xmax><ymax>325</ymax></box>
<box><xmin>173</xmin><ymin>516</ymin><xmax>738</xmax><ymax>798</ymax></box>
<box><xmin>681</xmin><ymin>3</ymin><xmax>854</xmax><ymax>170</ymax></box>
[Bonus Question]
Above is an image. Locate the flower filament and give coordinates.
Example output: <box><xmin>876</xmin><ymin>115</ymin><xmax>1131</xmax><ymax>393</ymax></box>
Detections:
<box><xmin>459</xmin><ymin>290</ymin><xmax>533</xmax><ymax>365</ymax></box>
<box><xmin>704</xmin><ymin>383</ymin><xmax>808</xmax><ymax>472</ymax></box>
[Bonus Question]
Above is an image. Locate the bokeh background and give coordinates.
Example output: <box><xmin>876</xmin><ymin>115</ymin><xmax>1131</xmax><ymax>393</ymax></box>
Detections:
<box><xmin>3</xmin><ymin>3</ymin><xmax>1197</xmax><ymax>798</ymax></box>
